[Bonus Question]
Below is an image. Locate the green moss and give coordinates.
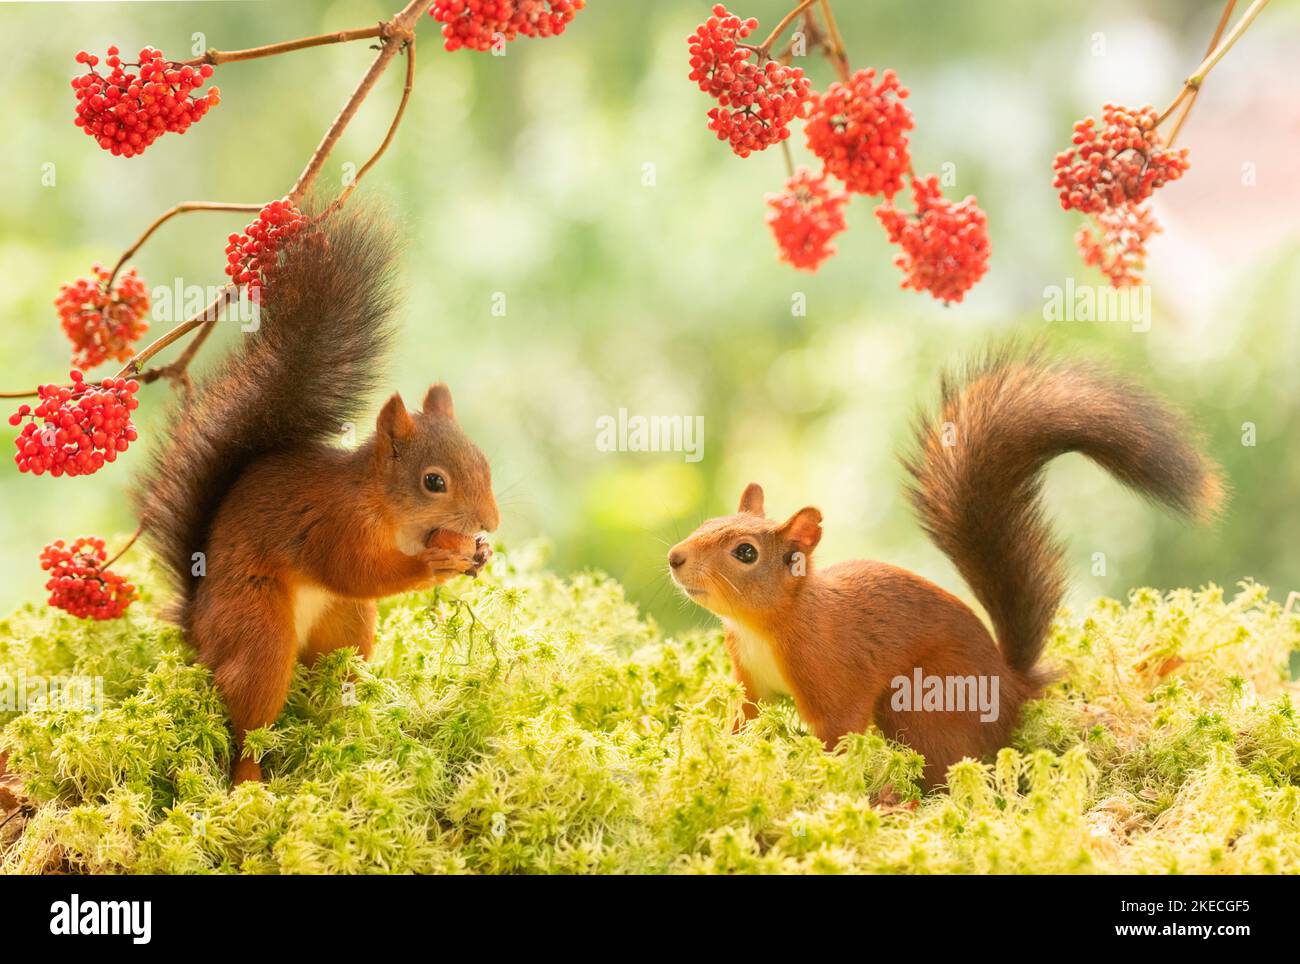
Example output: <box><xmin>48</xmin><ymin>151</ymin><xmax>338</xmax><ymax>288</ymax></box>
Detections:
<box><xmin>2</xmin><ymin>543</ymin><xmax>1298</xmax><ymax>874</ymax></box>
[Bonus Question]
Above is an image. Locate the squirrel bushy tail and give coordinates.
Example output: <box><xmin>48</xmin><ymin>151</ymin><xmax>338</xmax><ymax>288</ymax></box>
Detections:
<box><xmin>903</xmin><ymin>347</ymin><xmax>1224</xmax><ymax>676</ymax></box>
<box><xmin>134</xmin><ymin>204</ymin><xmax>403</xmax><ymax>620</ymax></box>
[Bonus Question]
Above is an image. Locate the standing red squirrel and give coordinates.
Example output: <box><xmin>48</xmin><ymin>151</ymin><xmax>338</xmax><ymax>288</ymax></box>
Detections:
<box><xmin>135</xmin><ymin>206</ymin><xmax>499</xmax><ymax>785</ymax></box>
<box><xmin>669</xmin><ymin>352</ymin><xmax>1223</xmax><ymax>786</ymax></box>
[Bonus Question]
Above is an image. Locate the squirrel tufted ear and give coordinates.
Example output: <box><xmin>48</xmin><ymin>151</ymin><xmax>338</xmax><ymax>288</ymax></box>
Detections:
<box><xmin>779</xmin><ymin>506</ymin><xmax>823</xmax><ymax>553</ymax></box>
<box><xmin>377</xmin><ymin>392</ymin><xmax>415</xmax><ymax>443</ymax></box>
<box><xmin>423</xmin><ymin>383</ymin><xmax>456</xmax><ymax>421</ymax></box>
<box><xmin>737</xmin><ymin>482</ymin><xmax>765</xmax><ymax>516</ymax></box>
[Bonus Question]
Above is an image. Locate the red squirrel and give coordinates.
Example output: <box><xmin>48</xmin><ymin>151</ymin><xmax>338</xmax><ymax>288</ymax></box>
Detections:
<box><xmin>669</xmin><ymin>352</ymin><xmax>1223</xmax><ymax>786</ymax></box>
<box><xmin>135</xmin><ymin>206</ymin><xmax>499</xmax><ymax>784</ymax></box>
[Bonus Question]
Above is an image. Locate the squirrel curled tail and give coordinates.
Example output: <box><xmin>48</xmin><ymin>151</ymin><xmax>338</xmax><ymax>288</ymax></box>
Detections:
<box><xmin>670</xmin><ymin>349</ymin><xmax>1222</xmax><ymax>786</ymax></box>
<box><xmin>135</xmin><ymin>204</ymin><xmax>500</xmax><ymax>784</ymax></box>
<box><xmin>903</xmin><ymin>348</ymin><xmax>1225</xmax><ymax>685</ymax></box>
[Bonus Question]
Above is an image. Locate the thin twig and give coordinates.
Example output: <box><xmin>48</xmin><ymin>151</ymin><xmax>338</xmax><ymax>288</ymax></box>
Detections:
<box><xmin>332</xmin><ymin>34</ymin><xmax>416</xmax><ymax>210</ymax></box>
<box><xmin>289</xmin><ymin>1</ymin><xmax>426</xmax><ymax>202</ymax></box>
<box><xmin>780</xmin><ymin>139</ymin><xmax>795</xmax><ymax>179</ymax></box>
<box><xmin>182</xmin><ymin>25</ymin><xmax>385</xmax><ymax>67</ymax></box>
<box><xmin>757</xmin><ymin>0</ymin><xmax>820</xmax><ymax>56</ymax></box>
<box><xmin>116</xmin><ymin>286</ymin><xmax>237</xmax><ymax>379</ymax></box>
<box><xmin>817</xmin><ymin>0</ymin><xmax>852</xmax><ymax>82</ymax></box>
<box><xmin>1156</xmin><ymin>0</ymin><xmax>1269</xmax><ymax>126</ymax></box>
<box><xmin>3</xmin><ymin>1</ymin><xmax>430</xmax><ymax>401</ymax></box>
<box><xmin>1166</xmin><ymin>0</ymin><xmax>1237</xmax><ymax>146</ymax></box>
<box><xmin>102</xmin><ymin>524</ymin><xmax>144</xmax><ymax>570</ymax></box>
<box><xmin>105</xmin><ymin>202</ymin><xmax>265</xmax><ymax>290</ymax></box>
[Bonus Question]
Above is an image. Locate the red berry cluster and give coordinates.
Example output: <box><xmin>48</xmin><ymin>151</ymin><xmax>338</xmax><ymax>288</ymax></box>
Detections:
<box><xmin>72</xmin><ymin>46</ymin><xmax>220</xmax><ymax>158</ymax></box>
<box><xmin>765</xmin><ymin>168</ymin><xmax>849</xmax><ymax>272</ymax></box>
<box><xmin>40</xmin><ymin>537</ymin><xmax>135</xmax><ymax>620</ymax></box>
<box><xmin>1052</xmin><ymin>104</ymin><xmax>1188</xmax><ymax>214</ymax></box>
<box><xmin>1075</xmin><ymin>201</ymin><xmax>1159</xmax><ymax>288</ymax></box>
<box><xmin>876</xmin><ymin>175</ymin><xmax>991</xmax><ymax>304</ymax></box>
<box><xmin>225</xmin><ymin>199</ymin><xmax>310</xmax><ymax>296</ymax></box>
<box><xmin>687</xmin><ymin>4</ymin><xmax>813</xmax><ymax>158</ymax></box>
<box><xmin>429</xmin><ymin>0</ymin><xmax>586</xmax><ymax>53</ymax></box>
<box><xmin>1054</xmin><ymin>104</ymin><xmax>1187</xmax><ymax>287</ymax></box>
<box><xmin>55</xmin><ymin>266</ymin><xmax>150</xmax><ymax>369</ymax></box>
<box><xmin>805</xmin><ymin>68</ymin><xmax>913</xmax><ymax>198</ymax></box>
<box><xmin>9</xmin><ymin>371</ymin><xmax>140</xmax><ymax>477</ymax></box>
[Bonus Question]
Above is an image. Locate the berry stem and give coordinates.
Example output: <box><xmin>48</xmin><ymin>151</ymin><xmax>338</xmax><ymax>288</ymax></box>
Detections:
<box><xmin>817</xmin><ymin>0</ymin><xmax>852</xmax><ymax>82</ymax></box>
<box><xmin>1156</xmin><ymin>0</ymin><xmax>1268</xmax><ymax>128</ymax></box>
<box><xmin>289</xmin><ymin>1</ymin><xmax>426</xmax><ymax>203</ymax></box>
<box><xmin>101</xmin><ymin>523</ymin><xmax>144</xmax><ymax>571</ymax></box>
<box><xmin>758</xmin><ymin>0</ymin><xmax>820</xmax><ymax>57</ymax></box>
<box><xmin>1166</xmin><ymin>0</ymin><xmax>1237</xmax><ymax>146</ymax></box>
<box><xmin>332</xmin><ymin>34</ymin><xmax>416</xmax><ymax>211</ymax></box>
<box><xmin>182</xmin><ymin>25</ymin><xmax>387</xmax><ymax>67</ymax></box>
<box><xmin>116</xmin><ymin>285</ymin><xmax>238</xmax><ymax>380</ymax></box>
<box><xmin>104</xmin><ymin>201</ymin><xmax>267</xmax><ymax>291</ymax></box>
<box><xmin>2</xmin><ymin>1</ymin><xmax>431</xmax><ymax>402</ymax></box>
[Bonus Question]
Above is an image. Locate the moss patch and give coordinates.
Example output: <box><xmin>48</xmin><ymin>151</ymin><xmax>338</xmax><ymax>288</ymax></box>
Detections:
<box><xmin>2</xmin><ymin>543</ymin><xmax>1298</xmax><ymax>874</ymax></box>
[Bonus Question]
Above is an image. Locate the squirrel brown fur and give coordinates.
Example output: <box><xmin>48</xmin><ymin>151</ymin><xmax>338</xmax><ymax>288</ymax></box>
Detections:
<box><xmin>135</xmin><ymin>205</ymin><xmax>500</xmax><ymax>784</ymax></box>
<box><xmin>669</xmin><ymin>349</ymin><xmax>1223</xmax><ymax>786</ymax></box>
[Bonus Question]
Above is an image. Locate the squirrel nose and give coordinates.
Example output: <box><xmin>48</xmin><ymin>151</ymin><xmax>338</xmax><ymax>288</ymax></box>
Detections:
<box><xmin>668</xmin><ymin>549</ymin><xmax>687</xmax><ymax>569</ymax></box>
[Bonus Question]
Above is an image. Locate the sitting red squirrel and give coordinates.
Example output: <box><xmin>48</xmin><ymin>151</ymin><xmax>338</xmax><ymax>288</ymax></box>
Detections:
<box><xmin>669</xmin><ymin>353</ymin><xmax>1223</xmax><ymax>786</ymax></box>
<box><xmin>135</xmin><ymin>206</ymin><xmax>499</xmax><ymax>784</ymax></box>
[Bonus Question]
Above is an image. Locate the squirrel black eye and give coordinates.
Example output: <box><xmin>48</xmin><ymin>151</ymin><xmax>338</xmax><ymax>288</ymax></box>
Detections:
<box><xmin>733</xmin><ymin>543</ymin><xmax>758</xmax><ymax>564</ymax></box>
<box><xmin>423</xmin><ymin>473</ymin><xmax>447</xmax><ymax>493</ymax></box>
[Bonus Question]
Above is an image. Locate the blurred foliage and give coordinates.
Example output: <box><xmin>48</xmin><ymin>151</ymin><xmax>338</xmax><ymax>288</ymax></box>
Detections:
<box><xmin>3</xmin><ymin>549</ymin><xmax>1299</xmax><ymax>873</ymax></box>
<box><xmin>0</xmin><ymin>0</ymin><xmax>1297</xmax><ymax>633</ymax></box>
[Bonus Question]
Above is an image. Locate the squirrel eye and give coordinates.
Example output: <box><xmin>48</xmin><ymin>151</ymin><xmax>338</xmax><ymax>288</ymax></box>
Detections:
<box><xmin>423</xmin><ymin>472</ymin><xmax>447</xmax><ymax>493</ymax></box>
<box><xmin>732</xmin><ymin>543</ymin><xmax>758</xmax><ymax>564</ymax></box>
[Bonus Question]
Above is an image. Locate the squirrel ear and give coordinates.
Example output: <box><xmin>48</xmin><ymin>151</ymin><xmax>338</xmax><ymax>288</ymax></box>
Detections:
<box><xmin>423</xmin><ymin>383</ymin><xmax>456</xmax><ymax>421</ymax></box>
<box><xmin>377</xmin><ymin>392</ymin><xmax>415</xmax><ymax>444</ymax></box>
<box><xmin>779</xmin><ymin>506</ymin><xmax>823</xmax><ymax>553</ymax></box>
<box><xmin>737</xmin><ymin>483</ymin><xmax>765</xmax><ymax>516</ymax></box>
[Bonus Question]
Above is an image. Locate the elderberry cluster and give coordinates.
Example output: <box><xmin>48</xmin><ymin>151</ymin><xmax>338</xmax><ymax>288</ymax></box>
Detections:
<box><xmin>9</xmin><ymin>371</ymin><xmax>140</xmax><ymax>477</ymax></box>
<box><xmin>55</xmin><ymin>266</ymin><xmax>150</xmax><ymax>369</ymax></box>
<box><xmin>685</xmin><ymin>6</ymin><xmax>991</xmax><ymax>299</ymax></box>
<box><xmin>225</xmin><ymin>199</ymin><xmax>310</xmax><ymax>296</ymax></box>
<box><xmin>876</xmin><ymin>175</ymin><xmax>991</xmax><ymax>305</ymax></box>
<box><xmin>72</xmin><ymin>46</ymin><xmax>220</xmax><ymax>157</ymax></box>
<box><xmin>1054</xmin><ymin>104</ymin><xmax>1188</xmax><ymax>288</ymax></box>
<box><xmin>687</xmin><ymin>4</ymin><xmax>813</xmax><ymax>158</ymax></box>
<box><xmin>765</xmin><ymin>168</ymin><xmax>849</xmax><ymax>272</ymax></box>
<box><xmin>40</xmin><ymin>537</ymin><xmax>136</xmax><ymax>620</ymax></box>
<box><xmin>429</xmin><ymin>0</ymin><xmax>586</xmax><ymax>53</ymax></box>
<box><xmin>805</xmin><ymin>68</ymin><xmax>913</xmax><ymax>198</ymax></box>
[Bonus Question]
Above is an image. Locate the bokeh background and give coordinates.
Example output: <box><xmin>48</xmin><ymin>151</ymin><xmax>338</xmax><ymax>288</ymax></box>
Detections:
<box><xmin>1</xmin><ymin>0</ymin><xmax>1297</xmax><ymax>633</ymax></box>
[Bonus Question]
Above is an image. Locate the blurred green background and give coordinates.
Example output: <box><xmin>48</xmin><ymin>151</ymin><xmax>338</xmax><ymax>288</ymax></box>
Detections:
<box><xmin>1</xmin><ymin>0</ymin><xmax>1297</xmax><ymax>633</ymax></box>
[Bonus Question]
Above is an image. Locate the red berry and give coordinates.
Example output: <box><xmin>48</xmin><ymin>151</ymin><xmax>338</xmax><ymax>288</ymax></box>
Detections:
<box><xmin>223</xmin><ymin>199</ymin><xmax>310</xmax><ymax>296</ymax></box>
<box><xmin>39</xmin><ymin>536</ymin><xmax>135</xmax><ymax>620</ymax></box>
<box><xmin>55</xmin><ymin>265</ymin><xmax>150</xmax><ymax>369</ymax></box>
<box><xmin>71</xmin><ymin>45</ymin><xmax>220</xmax><ymax>158</ymax></box>
<box><xmin>429</xmin><ymin>0</ymin><xmax>585</xmax><ymax>53</ymax></box>
<box><xmin>875</xmin><ymin>174</ymin><xmax>991</xmax><ymax>304</ymax></box>
<box><xmin>9</xmin><ymin>373</ymin><xmax>140</xmax><ymax>477</ymax></box>
<box><xmin>805</xmin><ymin>68</ymin><xmax>913</xmax><ymax>198</ymax></box>
<box><xmin>1053</xmin><ymin>104</ymin><xmax>1189</xmax><ymax>214</ymax></box>
<box><xmin>687</xmin><ymin>4</ymin><xmax>813</xmax><ymax>158</ymax></box>
<box><xmin>765</xmin><ymin>168</ymin><xmax>849</xmax><ymax>271</ymax></box>
<box><xmin>1075</xmin><ymin>200</ymin><xmax>1159</xmax><ymax>288</ymax></box>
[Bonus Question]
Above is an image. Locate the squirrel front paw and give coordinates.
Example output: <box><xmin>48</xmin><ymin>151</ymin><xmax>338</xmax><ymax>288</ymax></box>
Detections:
<box><xmin>422</xmin><ymin>530</ymin><xmax>492</xmax><ymax>579</ymax></box>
